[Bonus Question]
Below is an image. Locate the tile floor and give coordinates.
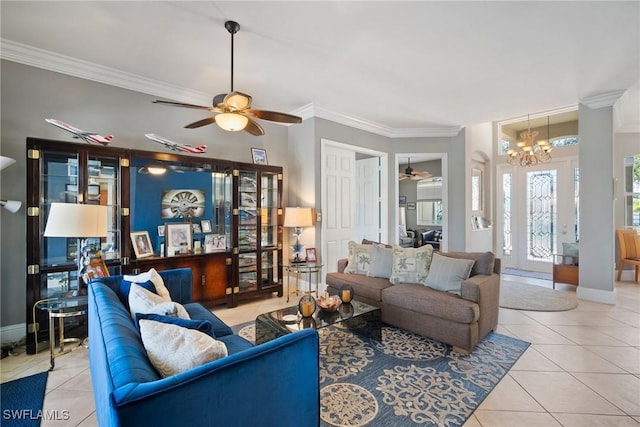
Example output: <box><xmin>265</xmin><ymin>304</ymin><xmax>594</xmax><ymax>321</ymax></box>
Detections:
<box><xmin>1</xmin><ymin>275</ymin><xmax>639</xmax><ymax>426</ymax></box>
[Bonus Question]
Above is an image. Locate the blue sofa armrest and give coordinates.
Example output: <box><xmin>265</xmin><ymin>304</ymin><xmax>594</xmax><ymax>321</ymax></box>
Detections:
<box><xmin>109</xmin><ymin>329</ymin><xmax>320</xmax><ymax>427</ymax></box>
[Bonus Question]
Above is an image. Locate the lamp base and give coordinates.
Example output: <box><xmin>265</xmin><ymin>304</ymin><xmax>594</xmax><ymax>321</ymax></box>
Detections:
<box><xmin>290</xmin><ymin>253</ymin><xmax>306</xmax><ymax>264</ymax></box>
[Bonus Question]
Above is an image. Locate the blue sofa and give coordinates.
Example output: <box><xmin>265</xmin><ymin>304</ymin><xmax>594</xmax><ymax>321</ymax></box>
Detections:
<box><xmin>88</xmin><ymin>268</ymin><xmax>320</xmax><ymax>427</ymax></box>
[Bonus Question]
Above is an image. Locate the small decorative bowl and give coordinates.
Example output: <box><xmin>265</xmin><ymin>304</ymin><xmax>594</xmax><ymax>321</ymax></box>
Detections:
<box><xmin>317</xmin><ymin>295</ymin><xmax>341</xmax><ymax>312</ymax></box>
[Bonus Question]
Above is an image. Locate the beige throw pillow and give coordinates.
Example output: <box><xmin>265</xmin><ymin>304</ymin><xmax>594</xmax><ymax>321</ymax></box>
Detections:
<box><xmin>140</xmin><ymin>319</ymin><xmax>228</xmax><ymax>378</ymax></box>
<box><xmin>389</xmin><ymin>245</ymin><xmax>434</xmax><ymax>285</ymax></box>
<box><xmin>129</xmin><ymin>283</ymin><xmax>190</xmax><ymax>320</ymax></box>
<box><xmin>424</xmin><ymin>253</ymin><xmax>475</xmax><ymax>294</ymax></box>
<box><xmin>344</xmin><ymin>241</ymin><xmax>373</xmax><ymax>275</ymax></box>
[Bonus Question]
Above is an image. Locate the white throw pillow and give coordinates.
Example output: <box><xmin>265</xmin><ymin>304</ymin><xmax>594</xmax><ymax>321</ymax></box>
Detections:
<box><xmin>424</xmin><ymin>253</ymin><xmax>475</xmax><ymax>294</ymax></box>
<box><xmin>344</xmin><ymin>241</ymin><xmax>373</xmax><ymax>275</ymax></box>
<box><xmin>389</xmin><ymin>245</ymin><xmax>434</xmax><ymax>285</ymax></box>
<box><xmin>129</xmin><ymin>283</ymin><xmax>190</xmax><ymax>320</ymax></box>
<box><xmin>367</xmin><ymin>244</ymin><xmax>394</xmax><ymax>279</ymax></box>
<box><xmin>139</xmin><ymin>319</ymin><xmax>228</xmax><ymax>378</ymax></box>
<box><xmin>124</xmin><ymin>268</ymin><xmax>170</xmax><ymax>299</ymax></box>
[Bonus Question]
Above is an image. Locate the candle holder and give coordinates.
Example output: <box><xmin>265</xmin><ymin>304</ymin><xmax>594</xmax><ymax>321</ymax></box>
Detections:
<box><xmin>339</xmin><ymin>284</ymin><xmax>354</xmax><ymax>304</ymax></box>
<box><xmin>298</xmin><ymin>294</ymin><xmax>317</xmax><ymax>318</ymax></box>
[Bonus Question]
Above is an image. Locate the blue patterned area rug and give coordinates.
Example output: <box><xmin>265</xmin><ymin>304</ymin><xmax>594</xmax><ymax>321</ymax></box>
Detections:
<box><xmin>0</xmin><ymin>371</ymin><xmax>48</xmax><ymax>427</ymax></box>
<box><xmin>233</xmin><ymin>322</ymin><xmax>529</xmax><ymax>426</ymax></box>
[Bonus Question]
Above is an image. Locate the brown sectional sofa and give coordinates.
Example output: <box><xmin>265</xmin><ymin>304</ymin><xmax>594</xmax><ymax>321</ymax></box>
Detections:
<box><xmin>326</xmin><ymin>252</ymin><xmax>501</xmax><ymax>353</ymax></box>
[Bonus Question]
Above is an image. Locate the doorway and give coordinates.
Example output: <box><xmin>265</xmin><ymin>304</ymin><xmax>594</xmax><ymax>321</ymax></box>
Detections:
<box><xmin>320</xmin><ymin>139</ymin><xmax>388</xmax><ymax>273</ymax></box>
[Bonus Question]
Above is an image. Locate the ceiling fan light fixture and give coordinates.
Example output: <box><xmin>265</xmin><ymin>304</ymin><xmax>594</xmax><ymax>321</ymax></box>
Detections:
<box><xmin>216</xmin><ymin>113</ymin><xmax>249</xmax><ymax>132</ymax></box>
<box><xmin>225</xmin><ymin>92</ymin><xmax>252</xmax><ymax>111</ymax></box>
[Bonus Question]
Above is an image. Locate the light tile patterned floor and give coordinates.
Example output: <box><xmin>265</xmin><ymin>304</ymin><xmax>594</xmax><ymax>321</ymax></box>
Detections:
<box><xmin>1</xmin><ymin>276</ymin><xmax>639</xmax><ymax>426</ymax></box>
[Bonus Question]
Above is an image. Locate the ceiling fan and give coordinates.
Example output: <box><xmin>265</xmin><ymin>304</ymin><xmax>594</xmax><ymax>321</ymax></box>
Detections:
<box><xmin>399</xmin><ymin>158</ymin><xmax>432</xmax><ymax>181</ymax></box>
<box><xmin>153</xmin><ymin>20</ymin><xmax>302</xmax><ymax>136</ymax></box>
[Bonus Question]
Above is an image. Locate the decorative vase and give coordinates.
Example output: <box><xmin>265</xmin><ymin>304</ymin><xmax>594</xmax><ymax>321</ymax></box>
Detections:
<box><xmin>339</xmin><ymin>284</ymin><xmax>354</xmax><ymax>304</ymax></box>
<box><xmin>298</xmin><ymin>294</ymin><xmax>317</xmax><ymax>318</ymax></box>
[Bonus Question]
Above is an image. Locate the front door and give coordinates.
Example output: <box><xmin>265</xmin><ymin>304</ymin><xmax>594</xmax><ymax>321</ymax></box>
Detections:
<box><xmin>497</xmin><ymin>158</ymin><xmax>578</xmax><ymax>272</ymax></box>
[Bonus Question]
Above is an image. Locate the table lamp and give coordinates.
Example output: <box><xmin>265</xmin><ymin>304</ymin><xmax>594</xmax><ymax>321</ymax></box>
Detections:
<box><xmin>44</xmin><ymin>203</ymin><xmax>108</xmax><ymax>287</ymax></box>
<box><xmin>283</xmin><ymin>207</ymin><xmax>314</xmax><ymax>263</ymax></box>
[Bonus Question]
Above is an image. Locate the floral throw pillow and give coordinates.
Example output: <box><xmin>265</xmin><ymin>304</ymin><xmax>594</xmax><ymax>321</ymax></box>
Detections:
<box><xmin>390</xmin><ymin>245</ymin><xmax>434</xmax><ymax>285</ymax></box>
<box><xmin>344</xmin><ymin>241</ymin><xmax>373</xmax><ymax>275</ymax></box>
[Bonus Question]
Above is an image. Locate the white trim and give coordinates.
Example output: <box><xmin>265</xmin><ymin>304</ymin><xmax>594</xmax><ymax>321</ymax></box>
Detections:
<box><xmin>576</xmin><ymin>286</ymin><xmax>616</xmax><ymax>305</ymax></box>
<box><xmin>0</xmin><ymin>323</ymin><xmax>26</xmax><ymax>345</ymax></box>
<box><xmin>1</xmin><ymin>39</ymin><xmax>462</xmax><ymax>139</ymax></box>
<box><xmin>580</xmin><ymin>90</ymin><xmax>626</xmax><ymax>109</ymax></box>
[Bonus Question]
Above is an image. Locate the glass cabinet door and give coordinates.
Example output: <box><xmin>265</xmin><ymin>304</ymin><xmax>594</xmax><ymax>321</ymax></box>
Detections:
<box><xmin>238</xmin><ymin>170</ymin><xmax>258</xmax><ymax>251</ymax></box>
<box><xmin>260</xmin><ymin>171</ymin><xmax>279</xmax><ymax>248</ymax></box>
<box><xmin>87</xmin><ymin>154</ymin><xmax>121</xmax><ymax>261</ymax></box>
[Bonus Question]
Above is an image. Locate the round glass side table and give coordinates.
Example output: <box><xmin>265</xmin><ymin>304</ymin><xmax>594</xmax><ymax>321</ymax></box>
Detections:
<box><xmin>33</xmin><ymin>296</ymin><xmax>88</xmax><ymax>370</ymax></box>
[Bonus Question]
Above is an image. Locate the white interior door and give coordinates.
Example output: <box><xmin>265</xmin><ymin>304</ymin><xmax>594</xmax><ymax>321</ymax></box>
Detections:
<box><xmin>355</xmin><ymin>157</ymin><xmax>380</xmax><ymax>243</ymax></box>
<box><xmin>322</xmin><ymin>145</ymin><xmax>356</xmax><ymax>273</ymax></box>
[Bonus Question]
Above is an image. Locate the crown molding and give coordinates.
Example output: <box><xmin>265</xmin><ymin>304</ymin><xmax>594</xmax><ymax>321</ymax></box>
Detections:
<box><xmin>580</xmin><ymin>89</ymin><xmax>626</xmax><ymax>110</ymax></box>
<box><xmin>292</xmin><ymin>104</ymin><xmax>462</xmax><ymax>138</ymax></box>
<box><xmin>0</xmin><ymin>38</ymin><xmax>212</xmax><ymax>106</ymax></box>
<box><xmin>2</xmin><ymin>38</ymin><xmax>462</xmax><ymax>138</ymax></box>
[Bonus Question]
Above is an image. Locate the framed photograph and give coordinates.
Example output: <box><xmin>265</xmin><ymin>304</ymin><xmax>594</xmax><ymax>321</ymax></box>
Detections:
<box><xmin>204</xmin><ymin>234</ymin><xmax>226</xmax><ymax>252</ymax></box>
<box><xmin>192</xmin><ymin>223</ymin><xmax>202</xmax><ymax>234</ymax></box>
<box><xmin>399</xmin><ymin>196</ymin><xmax>407</xmax><ymax>204</ymax></box>
<box><xmin>166</xmin><ymin>222</ymin><xmax>192</xmax><ymax>256</ymax></box>
<box><xmin>157</xmin><ymin>225</ymin><xmax>165</xmax><ymax>236</ymax></box>
<box><xmin>201</xmin><ymin>219</ymin><xmax>212</xmax><ymax>233</ymax></box>
<box><xmin>85</xmin><ymin>258</ymin><xmax>110</xmax><ymax>281</ymax></box>
<box><xmin>251</xmin><ymin>148</ymin><xmax>268</xmax><ymax>165</ymax></box>
<box><xmin>130</xmin><ymin>231</ymin><xmax>154</xmax><ymax>258</ymax></box>
<box><xmin>305</xmin><ymin>247</ymin><xmax>317</xmax><ymax>263</ymax></box>
<box><xmin>407</xmin><ymin>202</ymin><xmax>416</xmax><ymax>210</ymax></box>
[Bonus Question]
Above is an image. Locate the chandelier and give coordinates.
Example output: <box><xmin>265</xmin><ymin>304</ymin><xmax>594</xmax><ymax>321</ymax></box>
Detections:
<box><xmin>506</xmin><ymin>115</ymin><xmax>552</xmax><ymax>166</ymax></box>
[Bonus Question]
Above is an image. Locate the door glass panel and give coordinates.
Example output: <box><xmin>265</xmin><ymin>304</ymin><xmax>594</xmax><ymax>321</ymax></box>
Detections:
<box><xmin>238</xmin><ymin>170</ymin><xmax>257</xmax><ymax>250</ymax></box>
<box><xmin>261</xmin><ymin>172</ymin><xmax>279</xmax><ymax>248</ymax></box>
<box><xmin>238</xmin><ymin>252</ymin><xmax>257</xmax><ymax>292</ymax></box>
<box><xmin>502</xmin><ymin>172</ymin><xmax>513</xmax><ymax>257</ymax></box>
<box><xmin>261</xmin><ymin>250</ymin><xmax>278</xmax><ymax>288</ymax></box>
<box><xmin>88</xmin><ymin>155</ymin><xmax>120</xmax><ymax>260</ymax></box>
<box><xmin>526</xmin><ymin>170</ymin><xmax>557</xmax><ymax>261</ymax></box>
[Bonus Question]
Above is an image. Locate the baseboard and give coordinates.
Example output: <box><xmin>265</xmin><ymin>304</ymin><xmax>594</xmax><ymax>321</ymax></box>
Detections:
<box><xmin>576</xmin><ymin>287</ymin><xmax>616</xmax><ymax>305</ymax></box>
<box><xmin>1</xmin><ymin>323</ymin><xmax>26</xmax><ymax>346</ymax></box>
<box><xmin>618</xmin><ymin>270</ymin><xmax>637</xmax><ymax>282</ymax></box>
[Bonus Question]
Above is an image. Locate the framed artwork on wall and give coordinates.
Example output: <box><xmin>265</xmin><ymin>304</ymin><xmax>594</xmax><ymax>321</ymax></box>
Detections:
<box><xmin>407</xmin><ymin>202</ymin><xmax>416</xmax><ymax>210</ymax></box>
<box><xmin>399</xmin><ymin>196</ymin><xmax>407</xmax><ymax>204</ymax></box>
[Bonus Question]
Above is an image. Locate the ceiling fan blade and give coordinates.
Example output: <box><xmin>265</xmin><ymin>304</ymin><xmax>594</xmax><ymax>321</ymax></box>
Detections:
<box><xmin>153</xmin><ymin>100</ymin><xmax>211</xmax><ymax>110</ymax></box>
<box><xmin>185</xmin><ymin>116</ymin><xmax>217</xmax><ymax>129</ymax></box>
<box><xmin>245</xmin><ymin>109</ymin><xmax>302</xmax><ymax>124</ymax></box>
<box><xmin>399</xmin><ymin>175</ymin><xmax>409</xmax><ymax>181</ymax></box>
<box><xmin>244</xmin><ymin>117</ymin><xmax>265</xmax><ymax>136</ymax></box>
<box><xmin>415</xmin><ymin>171</ymin><xmax>432</xmax><ymax>177</ymax></box>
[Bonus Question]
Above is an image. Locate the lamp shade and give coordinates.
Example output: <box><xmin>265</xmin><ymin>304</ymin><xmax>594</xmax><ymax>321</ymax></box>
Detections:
<box><xmin>0</xmin><ymin>156</ymin><xmax>16</xmax><ymax>171</ymax></box>
<box><xmin>44</xmin><ymin>203</ymin><xmax>108</xmax><ymax>238</ymax></box>
<box><xmin>284</xmin><ymin>207</ymin><xmax>314</xmax><ymax>228</ymax></box>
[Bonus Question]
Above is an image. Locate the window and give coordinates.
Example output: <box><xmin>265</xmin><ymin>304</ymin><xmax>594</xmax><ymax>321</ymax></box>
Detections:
<box><xmin>625</xmin><ymin>155</ymin><xmax>640</xmax><ymax>231</ymax></box>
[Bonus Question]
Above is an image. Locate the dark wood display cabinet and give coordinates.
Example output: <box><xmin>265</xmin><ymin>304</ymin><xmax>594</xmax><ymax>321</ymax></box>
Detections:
<box><xmin>25</xmin><ymin>139</ymin><xmax>284</xmax><ymax>353</ymax></box>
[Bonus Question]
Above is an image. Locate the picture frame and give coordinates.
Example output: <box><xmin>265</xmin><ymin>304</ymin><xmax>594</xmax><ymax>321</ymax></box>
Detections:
<box><xmin>192</xmin><ymin>223</ymin><xmax>202</xmax><ymax>234</ymax></box>
<box><xmin>305</xmin><ymin>247</ymin><xmax>317</xmax><ymax>263</ymax></box>
<box><xmin>204</xmin><ymin>234</ymin><xmax>226</xmax><ymax>252</ymax></box>
<box><xmin>85</xmin><ymin>258</ymin><xmax>110</xmax><ymax>281</ymax></box>
<box><xmin>407</xmin><ymin>202</ymin><xmax>416</xmax><ymax>210</ymax></box>
<box><xmin>157</xmin><ymin>225</ymin><xmax>165</xmax><ymax>236</ymax></box>
<box><xmin>399</xmin><ymin>196</ymin><xmax>407</xmax><ymax>204</ymax></box>
<box><xmin>201</xmin><ymin>219</ymin><xmax>212</xmax><ymax>233</ymax></box>
<box><xmin>251</xmin><ymin>148</ymin><xmax>268</xmax><ymax>165</ymax></box>
<box><xmin>130</xmin><ymin>231</ymin><xmax>154</xmax><ymax>258</ymax></box>
<box><xmin>166</xmin><ymin>222</ymin><xmax>192</xmax><ymax>256</ymax></box>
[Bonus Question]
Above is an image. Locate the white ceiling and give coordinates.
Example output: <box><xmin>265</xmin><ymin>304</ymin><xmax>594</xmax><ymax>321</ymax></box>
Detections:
<box><xmin>1</xmin><ymin>1</ymin><xmax>639</xmax><ymax>135</ymax></box>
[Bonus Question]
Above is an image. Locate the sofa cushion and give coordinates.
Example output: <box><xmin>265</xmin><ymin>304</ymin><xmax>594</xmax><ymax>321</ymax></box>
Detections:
<box><xmin>218</xmin><ymin>334</ymin><xmax>255</xmax><ymax>355</ymax></box>
<box><xmin>129</xmin><ymin>283</ymin><xmax>190</xmax><ymax>320</ymax></box>
<box><xmin>184</xmin><ymin>303</ymin><xmax>234</xmax><ymax>338</ymax></box>
<box><xmin>124</xmin><ymin>268</ymin><xmax>170</xmax><ymax>299</ymax></box>
<box><xmin>424</xmin><ymin>253</ymin><xmax>474</xmax><ymax>294</ymax></box>
<box><xmin>382</xmin><ymin>284</ymin><xmax>479</xmax><ymax>324</ymax></box>
<box><xmin>139</xmin><ymin>319</ymin><xmax>228</xmax><ymax>378</ymax></box>
<box><xmin>441</xmin><ymin>251</ymin><xmax>495</xmax><ymax>276</ymax></box>
<box><xmin>326</xmin><ymin>272</ymin><xmax>393</xmax><ymax>303</ymax></box>
<box><xmin>344</xmin><ymin>241</ymin><xmax>373</xmax><ymax>275</ymax></box>
<box><xmin>361</xmin><ymin>239</ymin><xmax>392</xmax><ymax>248</ymax></box>
<box><xmin>389</xmin><ymin>245</ymin><xmax>434</xmax><ymax>285</ymax></box>
<box><xmin>368</xmin><ymin>245</ymin><xmax>394</xmax><ymax>279</ymax></box>
<box><xmin>135</xmin><ymin>313</ymin><xmax>215</xmax><ymax>338</ymax></box>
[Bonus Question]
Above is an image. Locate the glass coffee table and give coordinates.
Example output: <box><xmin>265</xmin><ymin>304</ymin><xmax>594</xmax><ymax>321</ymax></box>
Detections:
<box><xmin>255</xmin><ymin>300</ymin><xmax>381</xmax><ymax>344</ymax></box>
